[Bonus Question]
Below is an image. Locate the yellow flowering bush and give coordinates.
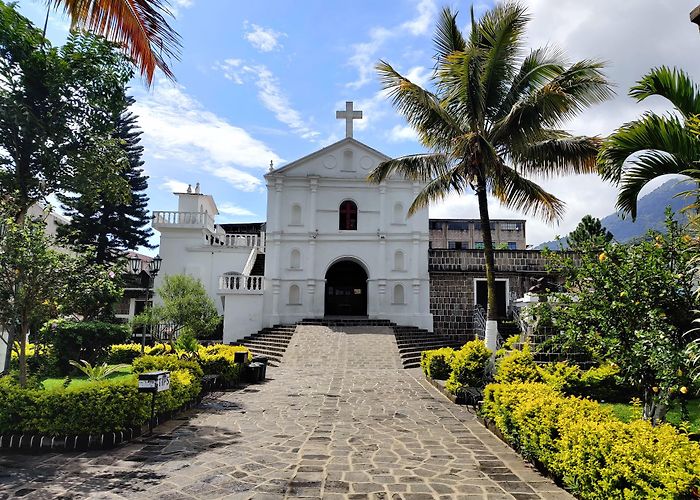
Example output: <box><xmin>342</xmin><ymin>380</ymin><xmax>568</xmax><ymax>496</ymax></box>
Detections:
<box><xmin>420</xmin><ymin>347</ymin><xmax>454</xmax><ymax>380</ymax></box>
<box><xmin>482</xmin><ymin>382</ymin><xmax>700</xmax><ymax>499</ymax></box>
<box><xmin>197</xmin><ymin>344</ymin><xmax>251</xmax><ymax>386</ymax></box>
<box><xmin>445</xmin><ymin>340</ymin><xmax>491</xmax><ymax>394</ymax></box>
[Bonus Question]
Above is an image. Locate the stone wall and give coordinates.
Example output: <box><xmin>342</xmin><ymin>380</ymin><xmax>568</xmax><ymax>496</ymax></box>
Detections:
<box><xmin>428</xmin><ymin>249</ymin><xmax>572</xmax><ymax>336</ymax></box>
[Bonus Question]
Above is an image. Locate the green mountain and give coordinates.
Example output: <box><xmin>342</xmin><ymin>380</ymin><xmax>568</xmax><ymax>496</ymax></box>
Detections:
<box><xmin>537</xmin><ymin>178</ymin><xmax>692</xmax><ymax>249</ymax></box>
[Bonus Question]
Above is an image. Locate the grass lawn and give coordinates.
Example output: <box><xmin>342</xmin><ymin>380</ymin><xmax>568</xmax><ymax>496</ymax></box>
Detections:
<box><xmin>42</xmin><ymin>365</ymin><xmax>134</xmax><ymax>390</ymax></box>
<box><xmin>600</xmin><ymin>398</ymin><xmax>700</xmax><ymax>434</ymax></box>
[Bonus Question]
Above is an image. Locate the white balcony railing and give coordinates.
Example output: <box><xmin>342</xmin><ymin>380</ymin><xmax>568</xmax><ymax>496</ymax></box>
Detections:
<box><xmin>223</xmin><ymin>233</ymin><xmax>264</xmax><ymax>249</ymax></box>
<box><xmin>218</xmin><ymin>274</ymin><xmax>264</xmax><ymax>294</ymax></box>
<box><xmin>152</xmin><ymin>211</ymin><xmax>214</xmax><ymax>229</ymax></box>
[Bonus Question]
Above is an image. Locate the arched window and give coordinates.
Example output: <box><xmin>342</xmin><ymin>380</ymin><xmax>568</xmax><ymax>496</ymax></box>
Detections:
<box><xmin>394</xmin><ymin>250</ymin><xmax>405</xmax><ymax>271</ymax></box>
<box><xmin>393</xmin><ymin>202</ymin><xmax>404</xmax><ymax>224</ymax></box>
<box><xmin>290</xmin><ymin>249</ymin><xmax>301</xmax><ymax>269</ymax></box>
<box><xmin>339</xmin><ymin>200</ymin><xmax>357</xmax><ymax>230</ymax></box>
<box><xmin>290</xmin><ymin>204</ymin><xmax>302</xmax><ymax>225</ymax></box>
<box><xmin>289</xmin><ymin>284</ymin><xmax>301</xmax><ymax>305</ymax></box>
<box><xmin>393</xmin><ymin>284</ymin><xmax>405</xmax><ymax>304</ymax></box>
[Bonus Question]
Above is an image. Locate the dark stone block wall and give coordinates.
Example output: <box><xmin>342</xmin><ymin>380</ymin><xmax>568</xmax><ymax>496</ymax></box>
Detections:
<box><xmin>428</xmin><ymin>249</ymin><xmax>570</xmax><ymax>336</ymax></box>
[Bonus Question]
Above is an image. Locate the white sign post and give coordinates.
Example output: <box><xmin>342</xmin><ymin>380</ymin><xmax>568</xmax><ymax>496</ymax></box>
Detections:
<box><xmin>138</xmin><ymin>371</ymin><xmax>171</xmax><ymax>434</ymax></box>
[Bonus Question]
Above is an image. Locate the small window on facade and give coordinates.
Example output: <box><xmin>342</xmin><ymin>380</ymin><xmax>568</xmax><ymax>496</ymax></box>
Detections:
<box><xmin>290</xmin><ymin>204</ymin><xmax>302</xmax><ymax>225</ymax></box>
<box><xmin>475</xmin><ymin>241</ymin><xmax>485</xmax><ymax>249</ymax></box>
<box><xmin>448</xmin><ymin>241</ymin><xmax>465</xmax><ymax>250</ymax></box>
<box><xmin>393</xmin><ymin>202</ymin><xmax>404</xmax><ymax>224</ymax></box>
<box><xmin>507</xmin><ymin>241</ymin><xmax>517</xmax><ymax>250</ymax></box>
<box><xmin>339</xmin><ymin>200</ymin><xmax>357</xmax><ymax>230</ymax></box>
<box><xmin>447</xmin><ymin>221</ymin><xmax>469</xmax><ymax>231</ymax></box>
<box><xmin>501</xmin><ymin>222</ymin><xmax>521</xmax><ymax>231</ymax></box>
<box><xmin>429</xmin><ymin>220</ymin><xmax>444</xmax><ymax>230</ymax></box>
<box><xmin>394</xmin><ymin>250</ymin><xmax>405</xmax><ymax>271</ymax></box>
<box><xmin>428</xmin><ymin>241</ymin><xmax>432</xmax><ymax>249</ymax></box>
<box><xmin>289</xmin><ymin>285</ymin><xmax>301</xmax><ymax>305</ymax></box>
<box><xmin>393</xmin><ymin>284</ymin><xmax>405</xmax><ymax>304</ymax></box>
<box><xmin>290</xmin><ymin>249</ymin><xmax>301</xmax><ymax>269</ymax></box>
<box><xmin>475</xmin><ymin>222</ymin><xmax>496</xmax><ymax>231</ymax></box>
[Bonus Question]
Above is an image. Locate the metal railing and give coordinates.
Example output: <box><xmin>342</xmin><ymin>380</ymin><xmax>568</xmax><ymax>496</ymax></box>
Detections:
<box><xmin>218</xmin><ymin>274</ymin><xmax>264</xmax><ymax>293</ymax></box>
<box><xmin>473</xmin><ymin>305</ymin><xmax>486</xmax><ymax>340</ymax></box>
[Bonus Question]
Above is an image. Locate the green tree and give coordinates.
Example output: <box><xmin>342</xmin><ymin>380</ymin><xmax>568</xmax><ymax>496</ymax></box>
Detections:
<box><xmin>566</xmin><ymin>214</ymin><xmax>613</xmax><ymax>250</ymax></box>
<box><xmin>58</xmin><ymin>95</ymin><xmax>154</xmax><ymax>264</ymax></box>
<box><xmin>368</xmin><ymin>3</ymin><xmax>611</xmax><ymax>348</ymax></box>
<box><xmin>0</xmin><ymin>210</ymin><xmax>68</xmax><ymax>386</ymax></box>
<box><xmin>543</xmin><ymin>213</ymin><xmax>697</xmax><ymax>424</ymax></box>
<box><xmin>0</xmin><ymin>3</ymin><xmax>132</xmax><ymax>223</ymax></box>
<box><xmin>135</xmin><ymin>274</ymin><xmax>221</xmax><ymax>345</ymax></box>
<box><xmin>599</xmin><ymin>67</ymin><xmax>700</xmax><ymax>218</ymax></box>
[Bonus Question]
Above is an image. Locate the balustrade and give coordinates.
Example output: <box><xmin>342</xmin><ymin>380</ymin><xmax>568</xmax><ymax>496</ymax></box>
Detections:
<box><xmin>218</xmin><ymin>274</ymin><xmax>264</xmax><ymax>293</ymax></box>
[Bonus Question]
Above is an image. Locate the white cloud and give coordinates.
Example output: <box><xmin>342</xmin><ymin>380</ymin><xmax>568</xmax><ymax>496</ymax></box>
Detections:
<box><xmin>215</xmin><ymin>58</ymin><xmax>245</xmax><ymax>84</ymax></box>
<box><xmin>404</xmin><ymin>66</ymin><xmax>431</xmax><ymax>87</ymax></box>
<box><xmin>160</xmin><ymin>178</ymin><xmax>190</xmax><ymax>192</ymax></box>
<box><xmin>387</xmin><ymin>124</ymin><xmax>418</xmax><ymax>143</ymax></box>
<box><xmin>245</xmin><ymin>64</ymin><xmax>319</xmax><ymax>140</ymax></box>
<box><xmin>206</xmin><ymin>166</ymin><xmax>263</xmax><ymax>193</ymax></box>
<box><xmin>244</xmin><ymin>22</ymin><xmax>286</xmax><ymax>52</ymax></box>
<box><xmin>131</xmin><ymin>81</ymin><xmax>281</xmax><ymax>195</ymax></box>
<box><xmin>346</xmin><ymin>0</ymin><xmax>438</xmax><ymax>89</ymax></box>
<box><xmin>401</xmin><ymin>0</ymin><xmax>438</xmax><ymax>36</ymax></box>
<box><xmin>218</xmin><ymin>202</ymin><xmax>256</xmax><ymax>217</ymax></box>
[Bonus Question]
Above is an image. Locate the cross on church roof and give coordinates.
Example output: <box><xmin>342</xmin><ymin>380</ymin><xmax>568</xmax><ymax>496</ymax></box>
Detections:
<box><xmin>336</xmin><ymin>101</ymin><xmax>362</xmax><ymax>138</ymax></box>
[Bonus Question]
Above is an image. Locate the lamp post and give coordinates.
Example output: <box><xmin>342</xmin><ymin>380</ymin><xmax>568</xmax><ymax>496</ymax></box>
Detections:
<box><xmin>142</xmin><ymin>255</ymin><xmax>162</xmax><ymax>354</ymax></box>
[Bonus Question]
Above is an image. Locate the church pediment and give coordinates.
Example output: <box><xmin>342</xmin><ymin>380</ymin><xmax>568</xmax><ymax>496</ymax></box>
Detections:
<box><xmin>266</xmin><ymin>137</ymin><xmax>390</xmax><ymax>179</ymax></box>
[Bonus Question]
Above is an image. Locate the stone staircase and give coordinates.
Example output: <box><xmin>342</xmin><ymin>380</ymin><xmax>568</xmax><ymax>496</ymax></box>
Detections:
<box><xmin>298</xmin><ymin>317</ymin><xmax>395</xmax><ymax>327</ymax></box>
<box><xmin>393</xmin><ymin>326</ymin><xmax>467</xmax><ymax>369</ymax></box>
<box><xmin>234</xmin><ymin>325</ymin><xmax>296</xmax><ymax>367</ymax></box>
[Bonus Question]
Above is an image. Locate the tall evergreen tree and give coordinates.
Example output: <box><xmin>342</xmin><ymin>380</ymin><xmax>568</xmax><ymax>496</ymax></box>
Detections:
<box><xmin>566</xmin><ymin>215</ymin><xmax>613</xmax><ymax>250</ymax></box>
<box><xmin>58</xmin><ymin>96</ymin><xmax>154</xmax><ymax>263</ymax></box>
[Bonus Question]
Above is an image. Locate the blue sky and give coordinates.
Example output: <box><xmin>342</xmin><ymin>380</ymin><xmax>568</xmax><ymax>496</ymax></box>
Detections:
<box><xmin>18</xmin><ymin>0</ymin><xmax>700</xmax><ymax>246</ymax></box>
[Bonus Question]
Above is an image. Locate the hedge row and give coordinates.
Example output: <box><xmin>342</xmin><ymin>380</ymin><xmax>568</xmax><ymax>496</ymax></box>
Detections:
<box><xmin>482</xmin><ymin>382</ymin><xmax>700</xmax><ymax>499</ymax></box>
<box><xmin>0</xmin><ymin>369</ymin><xmax>199</xmax><ymax>435</ymax></box>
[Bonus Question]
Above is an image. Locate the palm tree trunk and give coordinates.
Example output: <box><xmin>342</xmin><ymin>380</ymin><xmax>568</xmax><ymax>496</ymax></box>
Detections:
<box><xmin>475</xmin><ymin>175</ymin><xmax>500</xmax><ymax>357</ymax></box>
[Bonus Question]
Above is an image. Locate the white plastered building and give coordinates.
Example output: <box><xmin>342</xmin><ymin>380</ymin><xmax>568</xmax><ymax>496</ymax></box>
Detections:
<box><xmin>153</xmin><ymin>103</ymin><xmax>433</xmax><ymax>343</ymax></box>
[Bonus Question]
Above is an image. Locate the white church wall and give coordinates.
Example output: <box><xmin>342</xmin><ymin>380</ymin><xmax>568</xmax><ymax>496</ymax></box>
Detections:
<box><xmin>222</xmin><ymin>293</ymin><xmax>263</xmax><ymax>343</ymax></box>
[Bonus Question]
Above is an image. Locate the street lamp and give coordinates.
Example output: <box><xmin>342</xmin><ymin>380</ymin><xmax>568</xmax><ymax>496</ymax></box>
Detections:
<box><xmin>141</xmin><ymin>255</ymin><xmax>162</xmax><ymax>353</ymax></box>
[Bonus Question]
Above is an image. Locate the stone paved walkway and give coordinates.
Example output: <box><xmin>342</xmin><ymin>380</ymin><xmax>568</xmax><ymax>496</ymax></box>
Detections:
<box><xmin>0</xmin><ymin>326</ymin><xmax>571</xmax><ymax>499</ymax></box>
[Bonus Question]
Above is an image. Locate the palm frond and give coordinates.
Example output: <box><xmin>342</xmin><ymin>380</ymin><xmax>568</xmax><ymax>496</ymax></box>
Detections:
<box><xmin>408</xmin><ymin>166</ymin><xmax>470</xmax><ymax>215</ymax></box>
<box><xmin>495</xmin><ymin>45</ymin><xmax>565</xmax><ymax>120</ymax></box>
<box><xmin>433</xmin><ymin>7</ymin><xmax>465</xmax><ymax>61</ymax></box>
<box><xmin>437</xmin><ymin>47</ymin><xmax>486</xmax><ymax>131</ymax></box>
<box><xmin>630</xmin><ymin>66</ymin><xmax>700</xmax><ymax>118</ymax></box>
<box><xmin>492</xmin><ymin>59</ymin><xmax>612</xmax><ymax>145</ymax></box>
<box><xmin>476</xmin><ymin>1</ymin><xmax>529</xmax><ymax>118</ymax></box>
<box><xmin>376</xmin><ymin>60</ymin><xmax>462</xmax><ymax>150</ymax></box>
<box><xmin>511</xmin><ymin>132</ymin><xmax>601</xmax><ymax>178</ymax></box>
<box><xmin>54</xmin><ymin>0</ymin><xmax>181</xmax><ymax>83</ymax></box>
<box><xmin>598</xmin><ymin>112</ymin><xmax>698</xmax><ymax>183</ymax></box>
<box><xmin>367</xmin><ymin>153</ymin><xmax>451</xmax><ymax>184</ymax></box>
<box><xmin>616</xmin><ymin>151</ymin><xmax>688</xmax><ymax>218</ymax></box>
<box><xmin>491</xmin><ymin>165</ymin><xmax>565</xmax><ymax>222</ymax></box>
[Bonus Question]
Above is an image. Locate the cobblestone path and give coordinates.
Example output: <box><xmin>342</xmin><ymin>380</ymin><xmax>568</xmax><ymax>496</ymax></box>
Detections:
<box><xmin>0</xmin><ymin>326</ymin><xmax>571</xmax><ymax>499</ymax></box>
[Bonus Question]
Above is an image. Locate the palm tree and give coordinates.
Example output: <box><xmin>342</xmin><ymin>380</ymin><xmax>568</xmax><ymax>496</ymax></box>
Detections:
<box><xmin>368</xmin><ymin>3</ymin><xmax>611</xmax><ymax>350</ymax></box>
<box><xmin>51</xmin><ymin>0</ymin><xmax>181</xmax><ymax>83</ymax></box>
<box><xmin>599</xmin><ymin>67</ymin><xmax>700</xmax><ymax>218</ymax></box>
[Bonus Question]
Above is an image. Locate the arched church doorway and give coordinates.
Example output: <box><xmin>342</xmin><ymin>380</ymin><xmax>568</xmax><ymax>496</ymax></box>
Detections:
<box><xmin>324</xmin><ymin>260</ymin><xmax>367</xmax><ymax>316</ymax></box>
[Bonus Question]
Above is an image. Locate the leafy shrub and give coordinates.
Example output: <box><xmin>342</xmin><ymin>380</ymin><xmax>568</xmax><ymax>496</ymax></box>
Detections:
<box><xmin>0</xmin><ymin>367</ymin><xmax>200</xmax><ymax>435</ymax></box>
<box><xmin>174</xmin><ymin>331</ymin><xmax>200</xmax><ymax>352</ymax></box>
<box><xmin>576</xmin><ymin>362</ymin><xmax>627</xmax><ymax>401</ymax></box>
<box><xmin>104</xmin><ymin>343</ymin><xmax>143</xmax><ymax>364</ymax></box>
<box><xmin>146</xmin><ymin>343</ymin><xmax>173</xmax><ymax>356</ymax></box>
<box><xmin>132</xmin><ymin>355</ymin><xmax>204</xmax><ymax>378</ymax></box>
<box><xmin>197</xmin><ymin>344</ymin><xmax>251</xmax><ymax>386</ymax></box>
<box><xmin>41</xmin><ymin>319</ymin><xmax>131</xmax><ymax>374</ymax></box>
<box><xmin>10</xmin><ymin>343</ymin><xmax>59</xmax><ymax>377</ymax></box>
<box><xmin>536</xmin><ymin>361</ymin><xmax>582</xmax><ymax>392</ymax></box>
<box><xmin>420</xmin><ymin>347</ymin><xmax>454</xmax><ymax>380</ymax></box>
<box><xmin>445</xmin><ymin>340</ymin><xmax>491</xmax><ymax>394</ymax></box>
<box><xmin>482</xmin><ymin>382</ymin><xmax>700</xmax><ymax>499</ymax></box>
<box><xmin>495</xmin><ymin>344</ymin><xmax>540</xmax><ymax>384</ymax></box>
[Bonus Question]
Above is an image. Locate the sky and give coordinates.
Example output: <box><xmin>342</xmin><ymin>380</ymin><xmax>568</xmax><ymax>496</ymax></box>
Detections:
<box><xmin>17</xmin><ymin>0</ymin><xmax>700</xmax><ymax>248</ymax></box>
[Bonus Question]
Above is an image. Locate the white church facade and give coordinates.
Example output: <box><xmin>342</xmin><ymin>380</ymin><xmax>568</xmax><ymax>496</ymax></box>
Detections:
<box><xmin>153</xmin><ymin>103</ymin><xmax>433</xmax><ymax>344</ymax></box>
